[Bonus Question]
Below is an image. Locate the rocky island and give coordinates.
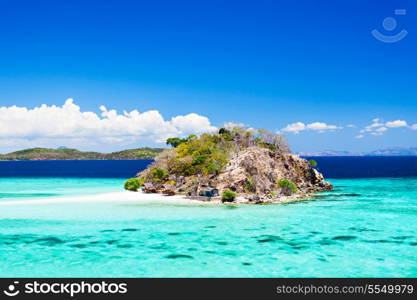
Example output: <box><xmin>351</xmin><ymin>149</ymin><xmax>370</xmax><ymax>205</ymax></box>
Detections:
<box><xmin>125</xmin><ymin>127</ymin><xmax>332</xmax><ymax>204</ymax></box>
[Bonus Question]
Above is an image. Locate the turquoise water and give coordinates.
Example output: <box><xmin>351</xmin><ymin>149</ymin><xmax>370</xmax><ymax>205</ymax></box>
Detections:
<box><xmin>0</xmin><ymin>177</ymin><xmax>416</xmax><ymax>277</ymax></box>
<box><xmin>0</xmin><ymin>178</ymin><xmax>125</xmax><ymax>201</ymax></box>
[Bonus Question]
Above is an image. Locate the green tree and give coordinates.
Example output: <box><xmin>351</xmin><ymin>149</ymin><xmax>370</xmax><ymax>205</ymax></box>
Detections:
<box><xmin>166</xmin><ymin>137</ymin><xmax>186</xmax><ymax>148</ymax></box>
<box><xmin>309</xmin><ymin>159</ymin><xmax>318</xmax><ymax>167</ymax></box>
<box><xmin>218</xmin><ymin>128</ymin><xmax>228</xmax><ymax>134</ymax></box>
<box><xmin>222</xmin><ymin>189</ymin><xmax>237</xmax><ymax>202</ymax></box>
<box><xmin>124</xmin><ymin>178</ymin><xmax>144</xmax><ymax>191</ymax></box>
<box><xmin>276</xmin><ymin>179</ymin><xmax>298</xmax><ymax>195</ymax></box>
<box><xmin>186</xmin><ymin>134</ymin><xmax>197</xmax><ymax>141</ymax></box>
<box><xmin>150</xmin><ymin>168</ymin><xmax>169</xmax><ymax>182</ymax></box>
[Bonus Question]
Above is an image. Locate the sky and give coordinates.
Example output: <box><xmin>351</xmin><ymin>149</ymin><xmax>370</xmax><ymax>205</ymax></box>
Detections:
<box><xmin>0</xmin><ymin>0</ymin><xmax>416</xmax><ymax>153</ymax></box>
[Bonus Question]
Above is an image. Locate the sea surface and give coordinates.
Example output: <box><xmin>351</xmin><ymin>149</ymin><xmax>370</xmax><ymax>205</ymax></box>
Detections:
<box><xmin>0</xmin><ymin>157</ymin><xmax>416</xmax><ymax>277</ymax></box>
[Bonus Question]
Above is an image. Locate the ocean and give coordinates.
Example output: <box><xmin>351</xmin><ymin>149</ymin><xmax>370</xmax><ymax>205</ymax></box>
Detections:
<box><xmin>0</xmin><ymin>157</ymin><xmax>416</xmax><ymax>277</ymax></box>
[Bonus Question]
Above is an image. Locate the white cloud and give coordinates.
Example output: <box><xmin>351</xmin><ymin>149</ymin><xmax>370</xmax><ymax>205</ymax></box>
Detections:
<box><xmin>223</xmin><ymin>122</ymin><xmax>246</xmax><ymax>130</ymax></box>
<box><xmin>370</xmin><ymin>127</ymin><xmax>387</xmax><ymax>136</ymax></box>
<box><xmin>376</xmin><ymin>127</ymin><xmax>387</xmax><ymax>132</ymax></box>
<box><xmin>171</xmin><ymin>113</ymin><xmax>217</xmax><ymax>135</ymax></box>
<box><xmin>282</xmin><ymin>122</ymin><xmax>341</xmax><ymax>134</ymax></box>
<box><xmin>411</xmin><ymin>124</ymin><xmax>417</xmax><ymax>130</ymax></box>
<box><xmin>281</xmin><ymin>122</ymin><xmax>306</xmax><ymax>134</ymax></box>
<box><xmin>306</xmin><ymin>122</ymin><xmax>340</xmax><ymax>131</ymax></box>
<box><xmin>355</xmin><ymin>134</ymin><xmax>364</xmax><ymax>139</ymax></box>
<box><xmin>360</xmin><ymin>119</ymin><xmax>385</xmax><ymax>136</ymax></box>
<box><xmin>364</xmin><ymin>121</ymin><xmax>384</xmax><ymax>132</ymax></box>
<box><xmin>0</xmin><ymin>99</ymin><xmax>217</xmax><ymax>152</ymax></box>
<box><xmin>358</xmin><ymin>118</ymin><xmax>415</xmax><ymax>138</ymax></box>
<box><xmin>385</xmin><ymin>120</ymin><xmax>407</xmax><ymax>128</ymax></box>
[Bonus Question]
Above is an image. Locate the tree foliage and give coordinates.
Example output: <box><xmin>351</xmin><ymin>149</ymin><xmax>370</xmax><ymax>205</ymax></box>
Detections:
<box><xmin>166</xmin><ymin>137</ymin><xmax>187</xmax><ymax>148</ymax></box>
<box><xmin>222</xmin><ymin>189</ymin><xmax>237</xmax><ymax>202</ymax></box>
<box><xmin>147</xmin><ymin>127</ymin><xmax>291</xmax><ymax>182</ymax></box>
<box><xmin>276</xmin><ymin>179</ymin><xmax>298</xmax><ymax>195</ymax></box>
<box><xmin>150</xmin><ymin>168</ymin><xmax>169</xmax><ymax>182</ymax></box>
<box><xmin>166</xmin><ymin>134</ymin><xmax>199</xmax><ymax>148</ymax></box>
<box><xmin>124</xmin><ymin>177</ymin><xmax>145</xmax><ymax>191</ymax></box>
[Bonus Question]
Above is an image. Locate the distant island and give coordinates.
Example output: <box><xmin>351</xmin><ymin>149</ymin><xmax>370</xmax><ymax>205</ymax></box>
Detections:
<box><xmin>298</xmin><ymin>147</ymin><xmax>417</xmax><ymax>157</ymax></box>
<box><xmin>124</xmin><ymin>128</ymin><xmax>332</xmax><ymax>204</ymax></box>
<box><xmin>0</xmin><ymin>147</ymin><xmax>164</xmax><ymax>160</ymax></box>
<box><xmin>4</xmin><ymin>146</ymin><xmax>415</xmax><ymax>161</ymax></box>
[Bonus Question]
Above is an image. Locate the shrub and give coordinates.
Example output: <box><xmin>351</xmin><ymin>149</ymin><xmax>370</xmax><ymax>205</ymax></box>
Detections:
<box><xmin>276</xmin><ymin>179</ymin><xmax>298</xmax><ymax>195</ymax></box>
<box><xmin>186</xmin><ymin>134</ymin><xmax>197</xmax><ymax>141</ymax></box>
<box><xmin>309</xmin><ymin>159</ymin><xmax>318</xmax><ymax>167</ymax></box>
<box><xmin>150</xmin><ymin>168</ymin><xmax>169</xmax><ymax>182</ymax></box>
<box><xmin>202</xmin><ymin>163</ymin><xmax>219</xmax><ymax>176</ymax></box>
<box><xmin>177</xmin><ymin>163</ymin><xmax>196</xmax><ymax>176</ymax></box>
<box><xmin>222</xmin><ymin>189</ymin><xmax>237</xmax><ymax>202</ymax></box>
<box><xmin>253</xmin><ymin>129</ymin><xmax>290</xmax><ymax>153</ymax></box>
<box><xmin>164</xmin><ymin>180</ymin><xmax>176</xmax><ymax>185</ymax></box>
<box><xmin>192</xmin><ymin>155</ymin><xmax>207</xmax><ymax>165</ymax></box>
<box><xmin>218</xmin><ymin>128</ymin><xmax>233</xmax><ymax>141</ymax></box>
<box><xmin>166</xmin><ymin>137</ymin><xmax>187</xmax><ymax>148</ymax></box>
<box><xmin>244</xmin><ymin>176</ymin><xmax>256</xmax><ymax>193</ymax></box>
<box><xmin>267</xmin><ymin>190</ymin><xmax>278</xmax><ymax>197</ymax></box>
<box><xmin>124</xmin><ymin>177</ymin><xmax>144</xmax><ymax>191</ymax></box>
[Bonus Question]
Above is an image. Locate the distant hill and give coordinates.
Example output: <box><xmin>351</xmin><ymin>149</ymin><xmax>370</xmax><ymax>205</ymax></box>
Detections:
<box><xmin>298</xmin><ymin>150</ymin><xmax>363</xmax><ymax>157</ymax></box>
<box><xmin>366</xmin><ymin>147</ymin><xmax>417</xmax><ymax>156</ymax></box>
<box><xmin>0</xmin><ymin>147</ymin><xmax>164</xmax><ymax>160</ymax></box>
<box><xmin>299</xmin><ymin>147</ymin><xmax>417</xmax><ymax>157</ymax></box>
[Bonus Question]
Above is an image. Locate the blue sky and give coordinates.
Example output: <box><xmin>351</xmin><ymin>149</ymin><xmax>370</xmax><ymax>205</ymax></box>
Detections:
<box><xmin>0</xmin><ymin>0</ymin><xmax>416</xmax><ymax>153</ymax></box>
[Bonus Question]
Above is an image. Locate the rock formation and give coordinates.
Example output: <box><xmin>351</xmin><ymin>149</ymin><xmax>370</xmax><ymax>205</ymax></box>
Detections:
<box><xmin>135</xmin><ymin>128</ymin><xmax>332</xmax><ymax>204</ymax></box>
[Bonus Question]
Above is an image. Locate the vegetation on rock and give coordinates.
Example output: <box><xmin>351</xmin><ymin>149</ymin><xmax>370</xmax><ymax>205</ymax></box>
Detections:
<box><xmin>141</xmin><ymin>128</ymin><xmax>290</xmax><ymax>181</ymax></box>
<box><xmin>276</xmin><ymin>179</ymin><xmax>298</xmax><ymax>195</ymax></box>
<box><xmin>166</xmin><ymin>134</ymin><xmax>197</xmax><ymax>148</ymax></box>
<box><xmin>309</xmin><ymin>159</ymin><xmax>318</xmax><ymax>167</ymax></box>
<box><xmin>222</xmin><ymin>189</ymin><xmax>237</xmax><ymax>202</ymax></box>
<box><xmin>136</xmin><ymin>126</ymin><xmax>332</xmax><ymax>203</ymax></box>
<box><xmin>150</xmin><ymin>168</ymin><xmax>169</xmax><ymax>182</ymax></box>
<box><xmin>124</xmin><ymin>177</ymin><xmax>145</xmax><ymax>191</ymax></box>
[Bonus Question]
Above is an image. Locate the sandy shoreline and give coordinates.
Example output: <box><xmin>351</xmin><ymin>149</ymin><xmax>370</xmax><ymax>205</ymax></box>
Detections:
<box><xmin>0</xmin><ymin>190</ymin><xmax>217</xmax><ymax>206</ymax></box>
<box><xmin>0</xmin><ymin>189</ymin><xmax>319</xmax><ymax>206</ymax></box>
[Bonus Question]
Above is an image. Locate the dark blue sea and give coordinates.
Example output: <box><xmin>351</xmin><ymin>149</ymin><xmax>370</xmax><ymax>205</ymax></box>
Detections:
<box><xmin>0</xmin><ymin>156</ymin><xmax>416</xmax><ymax>178</ymax></box>
<box><xmin>304</xmin><ymin>156</ymin><xmax>417</xmax><ymax>178</ymax></box>
<box><xmin>0</xmin><ymin>160</ymin><xmax>153</xmax><ymax>178</ymax></box>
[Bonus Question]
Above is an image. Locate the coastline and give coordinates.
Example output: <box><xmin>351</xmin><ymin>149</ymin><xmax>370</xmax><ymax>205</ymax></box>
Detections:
<box><xmin>0</xmin><ymin>190</ymin><xmax>215</xmax><ymax>206</ymax></box>
<box><xmin>0</xmin><ymin>189</ymin><xmax>323</xmax><ymax>206</ymax></box>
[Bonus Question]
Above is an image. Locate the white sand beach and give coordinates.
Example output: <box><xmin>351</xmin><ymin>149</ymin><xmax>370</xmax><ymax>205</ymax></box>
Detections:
<box><xmin>0</xmin><ymin>190</ymin><xmax>217</xmax><ymax>206</ymax></box>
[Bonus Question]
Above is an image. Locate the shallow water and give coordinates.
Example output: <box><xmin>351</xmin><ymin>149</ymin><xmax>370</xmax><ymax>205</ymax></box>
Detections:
<box><xmin>0</xmin><ymin>177</ymin><xmax>416</xmax><ymax>277</ymax></box>
<box><xmin>0</xmin><ymin>177</ymin><xmax>125</xmax><ymax>201</ymax></box>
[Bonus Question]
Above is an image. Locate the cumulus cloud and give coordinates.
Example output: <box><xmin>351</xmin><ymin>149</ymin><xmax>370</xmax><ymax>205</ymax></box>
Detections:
<box><xmin>306</xmin><ymin>122</ymin><xmax>340</xmax><ymax>131</ymax></box>
<box><xmin>385</xmin><ymin>120</ymin><xmax>407</xmax><ymax>128</ymax></box>
<box><xmin>281</xmin><ymin>122</ymin><xmax>306</xmax><ymax>134</ymax></box>
<box><xmin>171</xmin><ymin>113</ymin><xmax>216</xmax><ymax>136</ymax></box>
<box><xmin>0</xmin><ymin>99</ymin><xmax>217</xmax><ymax>152</ymax></box>
<box><xmin>223</xmin><ymin>122</ymin><xmax>246</xmax><ymax>130</ymax></box>
<box><xmin>358</xmin><ymin>118</ymin><xmax>414</xmax><ymax>137</ymax></box>
<box><xmin>370</xmin><ymin>126</ymin><xmax>387</xmax><ymax>136</ymax></box>
<box><xmin>411</xmin><ymin>124</ymin><xmax>417</xmax><ymax>130</ymax></box>
<box><xmin>281</xmin><ymin>122</ymin><xmax>341</xmax><ymax>134</ymax></box>
<box><xmin>361</xmin><ymin>119</ymin><xmax>384</xmax><ymax>133</ymax></box>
